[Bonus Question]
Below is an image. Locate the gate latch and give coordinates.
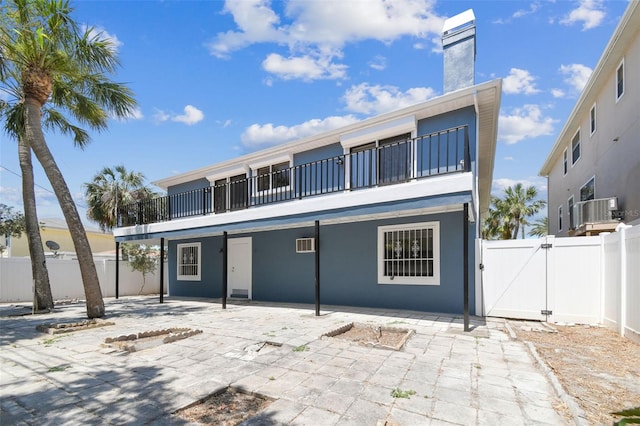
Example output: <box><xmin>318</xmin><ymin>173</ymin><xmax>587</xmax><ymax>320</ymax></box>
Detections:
<box><xmin>541</xmin><ymin>309</ymin><xmax>553</xmax><ymax>316</ymax></box>
<box><xmin>541</xmin><ymin>243</ymin><xmax>553</xmax><ymax>249</ymax></box>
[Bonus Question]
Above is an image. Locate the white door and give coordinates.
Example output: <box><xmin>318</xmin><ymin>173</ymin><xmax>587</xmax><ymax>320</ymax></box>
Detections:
<box><xmin>228</xmin><ymin>237</ymin><xmax>252</xmax><ymax>299</ymax></box>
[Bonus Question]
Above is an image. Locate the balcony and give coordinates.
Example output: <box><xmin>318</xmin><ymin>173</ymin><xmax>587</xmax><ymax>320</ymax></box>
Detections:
<box><xmin>117</xmin><ymin>125</ymin><xmax>470</xmax><ymax>227</ymax></box>
<box><xmin>570</xmin><ymin>197</ymin><xmax>621</xmax><ymax>236</ymax></box>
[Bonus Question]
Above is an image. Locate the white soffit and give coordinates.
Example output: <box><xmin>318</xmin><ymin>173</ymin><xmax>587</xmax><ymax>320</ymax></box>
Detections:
<box><xmin>248</xmin><ymin>153</ymin><xmax>293</xmax><ymax>170</ymax></box>
<box><xmin>340</xmin><ymin>115</ymin><xmax>416</xmax><ymax>149</ymax></box>
<box><xmin>206</xmin><ymin>165</ymin><xmax>250</xmax><ymax>183</ymax></box>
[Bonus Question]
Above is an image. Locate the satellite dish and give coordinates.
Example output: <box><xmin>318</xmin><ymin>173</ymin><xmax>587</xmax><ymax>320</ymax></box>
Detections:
<box><xmin>45</xmin><ymin>240</ymin><xmax>60</xmax><ymax>251</ymax></box>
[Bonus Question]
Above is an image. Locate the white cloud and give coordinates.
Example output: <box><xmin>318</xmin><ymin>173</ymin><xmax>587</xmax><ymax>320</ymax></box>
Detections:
<box><xmin>127</xmin><ymin>108</ymin><xmax>144</xmax><ymax>120</ymax></box>
<box><xmin>207</xmin><ymin>0</ymin><xmax>446</xmax><ymax>80</ymax></box>
<box><xmin>241</xmin><ymin>115</ymin><xmax>360</xmax><ymax>149</ymax></box>
<box><xmin>153</xmin><ymin>105</ymin><xmax>204</xmax><ymax>125</ymax></box>
<box><xmin>206</xmin><ymin>0</ymin><xmax>287</xmax><ymax>59</ymax></box>
<box><xmin>369</xmin><ymin>55</ymin><xmax>387</xmax><ymax>71</ymax></box>
<box><xmin>498</xmin><ymin>104</ymin><xmax>557</xmax><ymax>144</ymax></box>
<box><xmin>559</xmin><ymin>63</ymin><xmax>592</xmax><ymax>93</ymax></box>
<box><xmin>492</xmin><ymin>176</ymin><xmax>547</xmax><ymax>195</ymax></box>
<box><xmin>513</xmin><ymin>2</ymin><xmax>541</xmax><ymax>19</ymax></box>
<box><xmin>560</xmin><ymin>0</ymin><xmax>606</xmax><ymax>30</ymax></box>
<box><xmin>503</xmin><ymin>68</ymin><xmax>540</xmax><ymax>95</ymax></box>
<box><xmin>83</xmin><ymin>25</ymin><xmax>123</xmax><ymax>52</ymax></box>
<box><xmin>114</xmin><ymin>107</ymin><xmax>143</xmax><ymax>121</ymax></box>
<box><xmin>551</xmin><ymin>88</ymin><xmax>565</xmax><ymax>98</ymax></box>
<box><xmin>153</xmin><ymin>109</ymin><xmax>171</xmax><ymax>124</ymax></box>
<box><xmin>493</xmin><ymin>2</ymin><xmax>541</xmax><ymax>24</ymax></box>
<box><xmin>504</xmin><ymin>156</ymin><xmax>515</xmax><ymax>161</ymax></box>
<box><xmin>342</xmin><ymin>83</ymin><xmax>437</xmax><ymax>115</ymax></box>
<box><xmin>262</xmin><ymin>53</ymin><xmax>347</xmax><ymax>81</ymax></box>
<box><xmin>172</xmin><ymin>105</ymin><xmax>204</xmax><ymax>125</ymax></box>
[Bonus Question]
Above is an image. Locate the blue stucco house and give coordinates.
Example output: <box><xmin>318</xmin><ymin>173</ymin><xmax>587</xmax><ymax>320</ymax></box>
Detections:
<box><xmin>113</xmin><ymin>10</ymin><xmax>502</xmax><ymax>320</ymax></box>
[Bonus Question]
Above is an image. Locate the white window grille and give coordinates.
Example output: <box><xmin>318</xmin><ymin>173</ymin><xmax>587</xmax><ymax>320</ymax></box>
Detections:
<box><xmin>378</xmin><ymin>222</ymin><xmax>439</xmax><ymax>285</ymax></box>
<box><xmin>177</xmin><ymin>242</ymin><xmax>201</xmax><ymax>281</ymax></box>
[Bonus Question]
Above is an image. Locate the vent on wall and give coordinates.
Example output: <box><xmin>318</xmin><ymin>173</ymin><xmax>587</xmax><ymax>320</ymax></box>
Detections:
<box><xmin>296</xmin><ymin>238</ymin><xmax>315</xmax><ymax>253</ymax></box>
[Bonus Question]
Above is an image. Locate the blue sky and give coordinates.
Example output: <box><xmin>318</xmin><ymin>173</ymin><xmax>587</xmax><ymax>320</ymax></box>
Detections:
<box><xmin>0</xmin><ymin>0</ymin><xmax>631</xmax><ymax>229</ymax></box>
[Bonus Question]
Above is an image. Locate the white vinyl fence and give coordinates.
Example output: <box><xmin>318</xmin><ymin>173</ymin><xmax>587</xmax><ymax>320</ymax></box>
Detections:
<box><xmin>478</xmin><ymin>223</ymin><xmax>640</xmax><ymax>343</ymax></box>
<box><xmin>0</xmin><ymin>258</ymin><xmax>168</xmax><ymax>303</ymax></box>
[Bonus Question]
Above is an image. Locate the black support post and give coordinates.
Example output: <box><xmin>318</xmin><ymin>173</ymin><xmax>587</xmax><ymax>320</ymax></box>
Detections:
<box><xmin>115</xmin><ymin>241</ymin><xmax>120</xmax><ymax>299</ymax></box>
<box><xmin>222</xmin><ymin>231</ymin><xmax>228</xmax><ymax>309</ymax></box>
<box><xmin>463</xmin><ymin>203</ymin><xmax>470</xmax><ymax>332</ymax></box>
<box><xmin>159</xmin><ymin>238</ymin><xmax>165</xmax><ymax>304</ymax></box>
<box><xmin>315</xmin><ymin>220</ymin><xmax>320</xmax><ymax>316</ymax></box>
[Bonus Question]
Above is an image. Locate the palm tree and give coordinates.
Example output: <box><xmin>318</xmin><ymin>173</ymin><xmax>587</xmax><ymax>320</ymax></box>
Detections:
<box><xmin>503</xmin><ymin>184</ymin><xmax>546</xmax><ymax>239</ymax></box>
<box><xmin>85</xmin><ymin>166</ymin><xmax>156</xmax><ymax>231</ymax></box>
<box><xmin>482</xmin><ymin>184</ymin><xmax>546</xmax><ymax>240</ymax></box>
<box><xmin>1</xmin><ymin>0</ymin><xmax>136</xmax><ymax>318</ymax></box>
<box><xmin>1</xmin><ymin>101</ymin><xmax>54</xmax><ymax>310</ymax></box>
<box><xmin>528</xmin><ymin>216</ymin><xmax>548</xmax><ymax>238</ymax></box>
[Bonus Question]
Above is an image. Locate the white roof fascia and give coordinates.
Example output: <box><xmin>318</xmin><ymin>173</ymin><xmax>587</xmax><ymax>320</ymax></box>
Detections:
<box><xmin>540</xmin><ymin>1</ymin><xmax>639</xmax><ymax>176</ymax></box>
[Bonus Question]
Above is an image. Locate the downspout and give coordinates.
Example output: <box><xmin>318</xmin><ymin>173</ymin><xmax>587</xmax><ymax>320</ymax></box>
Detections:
<box><xmin>463</xmin><ymin>203</ymin><xmax>470</xmax><ymax>332</ymax></box>
<box><xmin>159</xmin><ymin>238</ymin><xmax>165</xmax><ymax>303</ymax></box>
<box><xmin>472</xmin><ymin>90</ymin><xmax>480</xmax><ymax>237</ymax></box>
<box><xmin>473</xmin><ymin>90</ymin><xmax>483</xmax><ymax>318</ymax></box>
<box><xmin>315</xmin><ymin>220</ymin><xmax>321</xmax><ymax>316</ymax></box>
<box><xmin>115</xmin><ymin>241</ymin><xmax>120</xmax><ymax>299</ymax></box>
<box><xmin>222</xmin><ymin>231</ymin><xmax>228</xmax><ymax>309</ymax></box>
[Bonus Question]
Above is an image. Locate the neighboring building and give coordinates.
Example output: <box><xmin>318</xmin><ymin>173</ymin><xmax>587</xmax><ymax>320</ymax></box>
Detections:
<box><xmin>6</xmin><ymin>218</ymin><xmax>114</xmax><ymax>258</ymax></box>
<box><xmin>540</xmin><ymin>1</ymin><xmax>640</xmax><ymax>237</ymax></box>
<box><xmin>114</xmin><ymin>10</ymin><xmax>502</xmax><ymax>315</ymax></box>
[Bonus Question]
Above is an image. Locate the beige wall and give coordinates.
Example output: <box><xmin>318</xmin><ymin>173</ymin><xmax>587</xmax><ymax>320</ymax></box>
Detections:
<box><xmin>8</xmin><ymin>227</ymin><xmax>114</xmax><ymax>257</ymax></box>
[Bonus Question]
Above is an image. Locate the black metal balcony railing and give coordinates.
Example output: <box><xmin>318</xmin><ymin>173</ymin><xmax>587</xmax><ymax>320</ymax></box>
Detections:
<box><xmin>117</xmin><ymin>125</ymin><xmax>470</xmax><ymax>227</ymax></box>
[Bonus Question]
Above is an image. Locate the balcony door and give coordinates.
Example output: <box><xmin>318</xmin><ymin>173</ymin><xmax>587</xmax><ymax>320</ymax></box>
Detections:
<box><xmin>378</xmin><ymin>133</ymin><xmax>411</xmax><ymax>185</ymax></box>
<box><xmin>350</xmin><ymin>133</ymin><xmax>411</xmax><ymax>189</ymax></box>
<box><xmin>214</xmin><ymin>174</ymin><xmax>248</xmax><ymax>213</ymax></box>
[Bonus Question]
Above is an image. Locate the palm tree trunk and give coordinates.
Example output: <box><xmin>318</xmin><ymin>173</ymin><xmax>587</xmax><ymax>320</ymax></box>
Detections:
<box><xmin>23</xmin><ymin>99</ymin><xmax>105</xmax><ymax>318</ymax></box>
<box><xmin>18</xmin><ymin>136</ymin><xmax>54</xmax><ymax>311</ymax></box>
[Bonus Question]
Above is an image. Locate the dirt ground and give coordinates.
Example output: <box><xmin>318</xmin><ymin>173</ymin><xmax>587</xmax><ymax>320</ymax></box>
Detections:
<box><xmin>330</xmin><ymin>323</ymin><xmax>411</xmax><ymax>349</ymax></box>
<box><xmin>511</xmin><ymin>322</ymin><xmax>640</xmax><ymax>425</ymax></box>
<box><xmin>174</xmin><ymin>387</ymin><xmax>273</xmax><ymax>425</ymax></box>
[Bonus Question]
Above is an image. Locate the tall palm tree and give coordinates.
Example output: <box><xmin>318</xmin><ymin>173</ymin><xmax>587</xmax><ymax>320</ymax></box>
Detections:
<box><xmin>0</xmin><ymin>102</ymin><xmax>54</xmax><ymax>310</ymax></box>
<box><xmin>482</xmin><ymin>184</ymin><xmax>546</xmax><ymax>240</ymax></box>
<box><xmin>85</xmin><ymin>165</ymin><xmax>155</xmax><ymax>231</ymax></box>
<box><xmin>1</xmin><ymin>0</ymin><xmax>136</xmax><ymax>318</ymax></box>
<box><xmin>19</xmin><ymin>136</ymin><xmax>55</xmax><ymax>310</ymax></box>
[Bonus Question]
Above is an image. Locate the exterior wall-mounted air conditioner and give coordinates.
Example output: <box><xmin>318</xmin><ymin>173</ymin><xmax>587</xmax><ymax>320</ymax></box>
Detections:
<box><xmin>573</xmin><ymin>197</ymin><xmax>619</xmax><ymax>228</ymax></box>
<box><xmin>296</xmin><ymin>238</ymin><xmax>315</xmax><ymax>253</ymax></box>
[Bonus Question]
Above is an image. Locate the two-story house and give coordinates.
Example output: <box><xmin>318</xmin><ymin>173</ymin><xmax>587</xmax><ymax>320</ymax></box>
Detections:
<box><xmin>114</xmin><ymin>10</ymin><xmax>502</xmax><ymax>316</ymax></box>
<box><xmin>540</xmin><ymin>1</ymin><xmax>639</xmax><ymax>237</ymax></box>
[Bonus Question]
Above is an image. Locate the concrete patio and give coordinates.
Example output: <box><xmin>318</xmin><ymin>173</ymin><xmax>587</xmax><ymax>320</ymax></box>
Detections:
<box><xmin>0</xmin><ymin>297</ymin><xmax>571</xmax><ymax>425</ymax></box>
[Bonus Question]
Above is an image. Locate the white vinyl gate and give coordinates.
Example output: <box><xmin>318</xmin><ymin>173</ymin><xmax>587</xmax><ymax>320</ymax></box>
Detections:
<box><xmin>480</xmin><ymin>235</ymin><xmax>602</xmax><ymax>323</ymax></box>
